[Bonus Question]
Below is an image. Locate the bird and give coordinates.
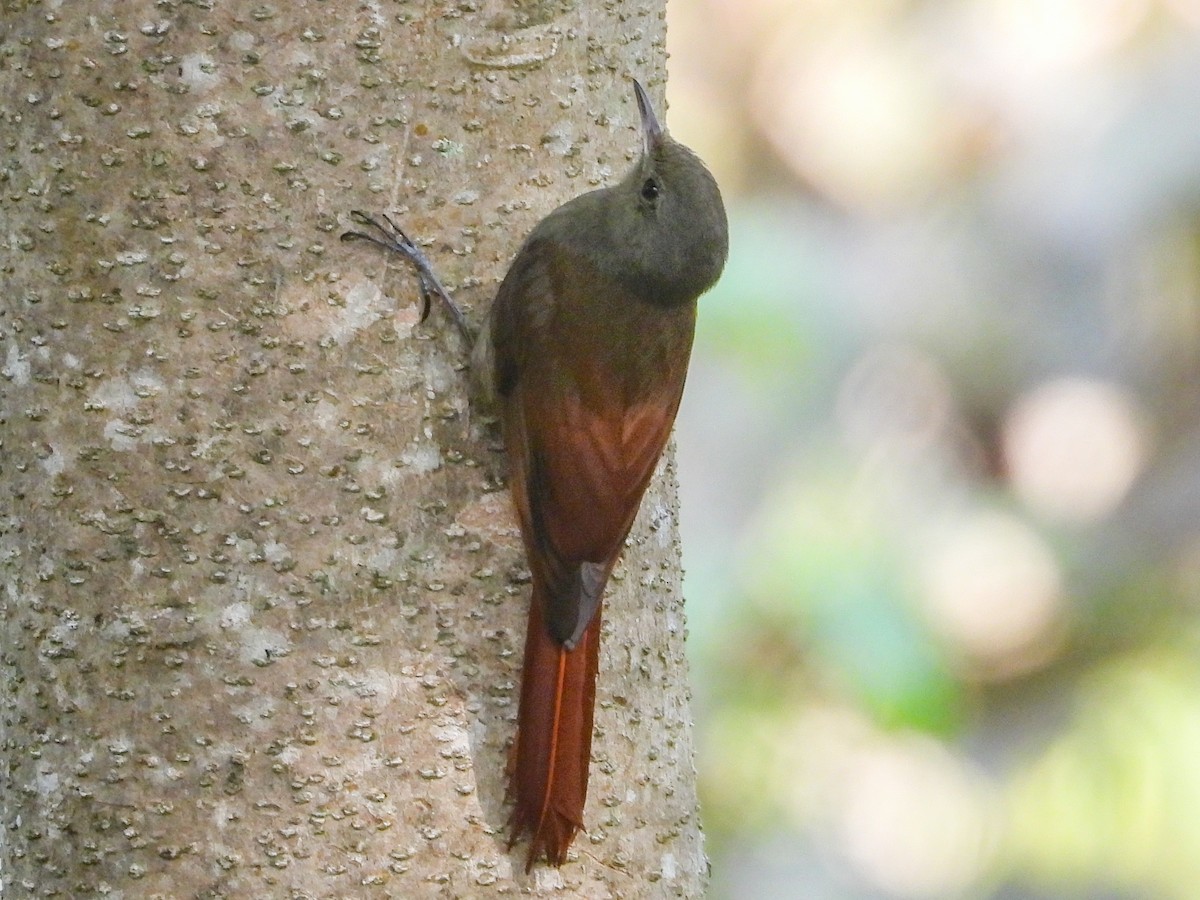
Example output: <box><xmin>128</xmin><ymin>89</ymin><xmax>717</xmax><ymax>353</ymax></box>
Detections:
<box><xmin>342</xmin><ymin>77</ymin><xmax>728</xmax><ymax>871</ymax></box>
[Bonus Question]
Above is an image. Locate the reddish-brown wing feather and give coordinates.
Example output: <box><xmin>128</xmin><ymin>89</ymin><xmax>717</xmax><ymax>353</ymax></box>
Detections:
<box><xmin>498</xmin><ymin>240</ymin><xmax>695</xmax><ymax>642</ymax></box>
<box><xmin>496</xmin><ymin>240</ymin><xmax>695</xmax><ymax>867</ymax></box>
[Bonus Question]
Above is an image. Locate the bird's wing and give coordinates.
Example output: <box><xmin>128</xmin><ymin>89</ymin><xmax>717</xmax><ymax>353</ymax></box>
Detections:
<box><xmin>490</xmin><ymin>241</ymin><xmax>690</xmax><ymax>646</ymax></box>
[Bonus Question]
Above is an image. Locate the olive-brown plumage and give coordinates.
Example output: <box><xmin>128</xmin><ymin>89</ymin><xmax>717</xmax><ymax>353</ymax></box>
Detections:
<box><xmin>479</xmin><ymin>80</ymin><xmax>728</xmax><ymax>869</ymax></box>
<box><xmin>341</xmin><ymin>79</ymin><xmax>728</xmax><ymax>872</ymax></box>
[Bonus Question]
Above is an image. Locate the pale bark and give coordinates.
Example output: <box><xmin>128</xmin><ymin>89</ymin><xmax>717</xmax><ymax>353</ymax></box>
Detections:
<box><xmin>1</xmin><ymin>1</ymin><xmax>706</xmax><ymax>897</ymax></box>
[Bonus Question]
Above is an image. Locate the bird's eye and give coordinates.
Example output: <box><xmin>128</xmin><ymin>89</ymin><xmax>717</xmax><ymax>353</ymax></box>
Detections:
<box><xmin>641</xmin><ymin>179</ymin><xmax>660</xmax><ymax>201</ymax></box>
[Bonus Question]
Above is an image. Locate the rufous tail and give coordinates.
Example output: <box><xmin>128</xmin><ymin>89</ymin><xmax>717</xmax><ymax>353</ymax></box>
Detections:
<box><xmin>508</xmin><ymin>588</ymin><xmax>602</xmax><ymax>871</ymax></box>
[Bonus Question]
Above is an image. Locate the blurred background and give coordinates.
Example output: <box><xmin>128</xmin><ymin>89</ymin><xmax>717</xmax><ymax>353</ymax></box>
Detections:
<box><xmin>665</xmin><ymin>1</ymin><xmax>1200</xmax><ymax>897</ymax></box>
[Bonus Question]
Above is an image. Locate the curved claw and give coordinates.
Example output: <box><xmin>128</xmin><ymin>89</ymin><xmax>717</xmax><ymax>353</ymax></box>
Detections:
<box><xmin>340</xmin><ymin>210</ymin><xmax>472</xmax><ymax>341</ymax></box>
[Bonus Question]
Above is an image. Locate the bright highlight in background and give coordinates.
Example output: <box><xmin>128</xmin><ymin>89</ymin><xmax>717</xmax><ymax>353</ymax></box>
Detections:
<box><xmin>1003</xmin><ymin>378</ymin><xmax>1147</xmax><ymax>523</ymax></box>
<box><xmin>920</xmin><ymin>512</ymin><xmax>1064</xmax><ymax>679</ymax></box>
<box><xmin>834</xmin><ymin>736</ymin><xmax>997</xmax><ymax>898</ymax></box>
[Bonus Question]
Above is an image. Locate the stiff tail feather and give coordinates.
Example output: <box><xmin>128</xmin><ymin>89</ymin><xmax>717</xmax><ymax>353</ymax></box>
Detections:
<box><xmin>508</xmin><ymin>587</ymin><xmax>602</xmax><ymax>870</ymax></box>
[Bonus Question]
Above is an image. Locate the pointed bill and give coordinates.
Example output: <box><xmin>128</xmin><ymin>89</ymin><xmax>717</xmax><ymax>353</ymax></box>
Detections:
<box><xmin>632</xmin><ymin>79</ymin><xmax>664</xmax><ymax>154</ymax></box>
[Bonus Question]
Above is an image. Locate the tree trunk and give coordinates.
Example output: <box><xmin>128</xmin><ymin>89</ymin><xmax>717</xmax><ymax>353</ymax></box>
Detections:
<box><xmin>0</xmin><ymin>1</ymin><xmax>706</xmax><ymax>897</ymax></box>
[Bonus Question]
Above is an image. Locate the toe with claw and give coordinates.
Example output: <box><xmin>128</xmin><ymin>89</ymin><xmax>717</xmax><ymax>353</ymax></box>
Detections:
<box><xmin>341</xmin><ymin>210</ymin><xmax>472</xmax><ymax>342</ymax></box>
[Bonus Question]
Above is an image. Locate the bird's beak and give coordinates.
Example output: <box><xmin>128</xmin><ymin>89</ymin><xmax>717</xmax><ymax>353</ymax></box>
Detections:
<box><xmin>633</xmin><ymin>79</ymin><xmax>664</xmax><ymax>155</ymax></box>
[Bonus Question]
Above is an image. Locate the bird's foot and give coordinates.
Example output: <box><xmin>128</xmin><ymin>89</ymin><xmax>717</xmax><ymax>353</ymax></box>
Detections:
<box><xmin>341</xmin><ymin>210</ymin><xmax>471</xmax><ymax>341</ymax></box>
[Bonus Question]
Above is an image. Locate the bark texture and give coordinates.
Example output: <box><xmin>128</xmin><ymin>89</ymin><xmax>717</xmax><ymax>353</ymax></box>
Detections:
<box><xmin>1</xmin><ymin>0</ymin><xmax>705</xmax><ymax>896</ymax></box>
